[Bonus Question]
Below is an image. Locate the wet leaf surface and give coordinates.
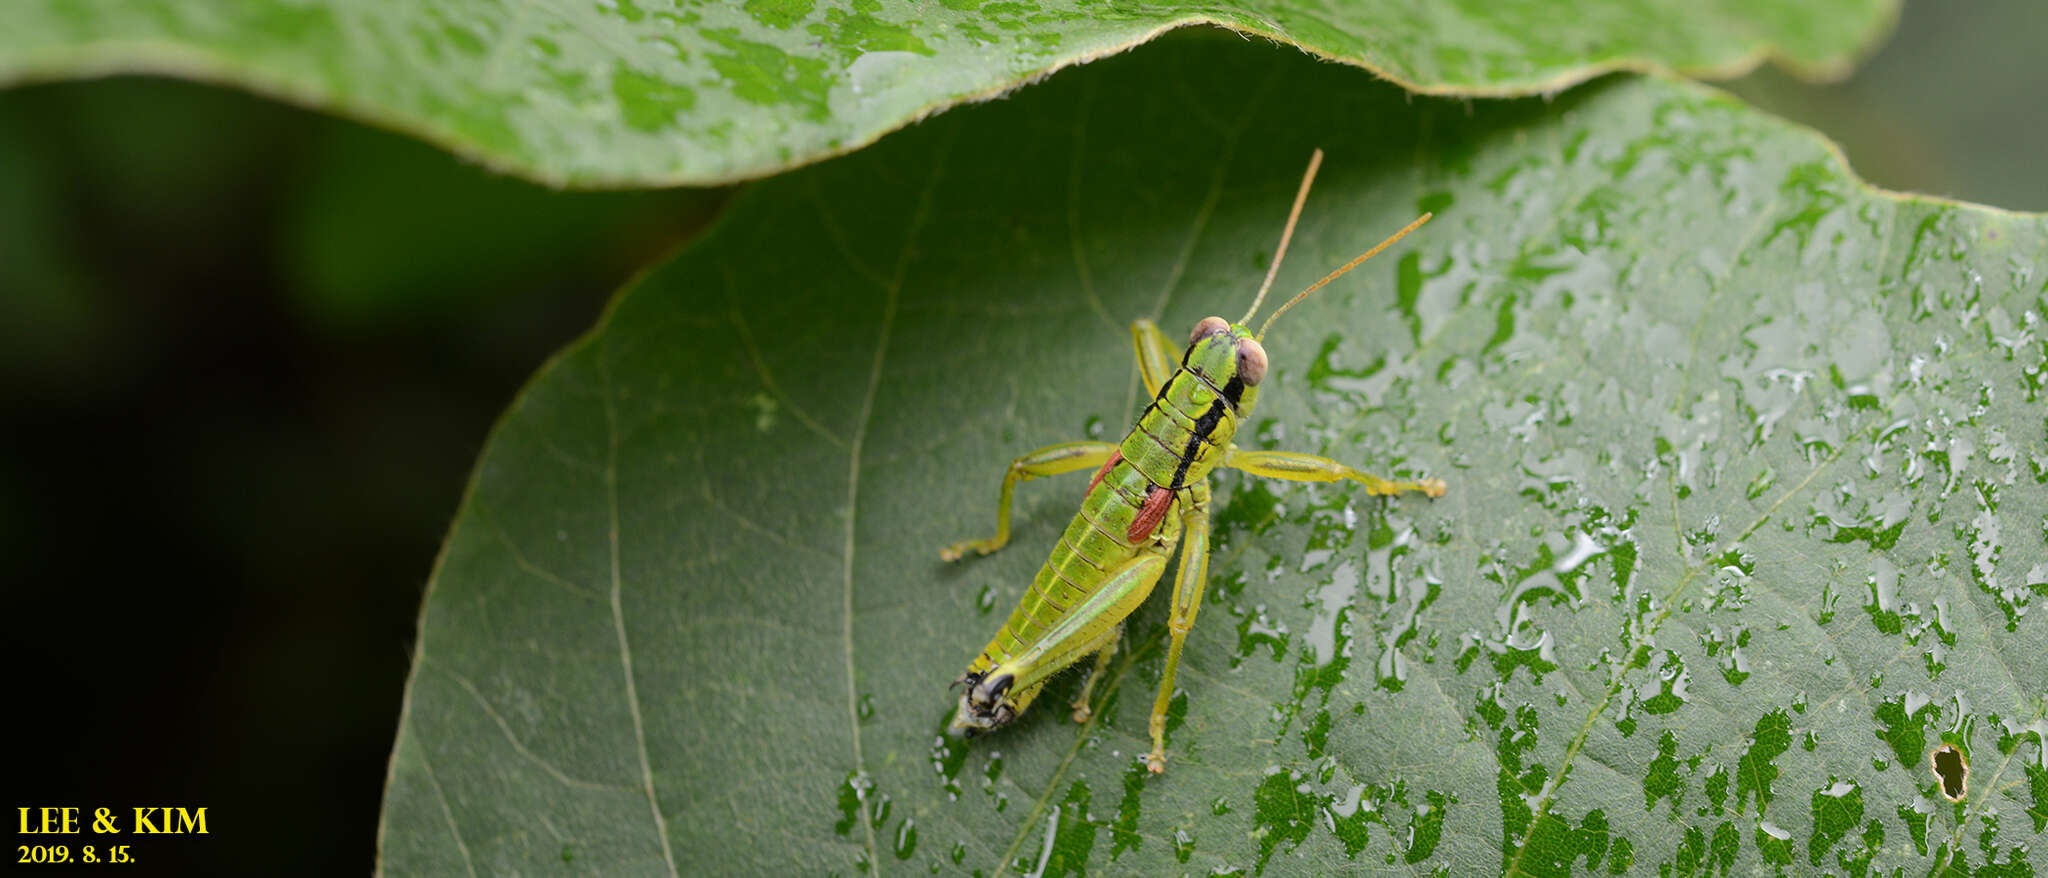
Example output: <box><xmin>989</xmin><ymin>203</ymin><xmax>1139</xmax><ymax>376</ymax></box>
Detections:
<box><xmin>5</xmin><ymin>0</ymin><xmax>1893</xmax><ymax>185</ymax></box>
<box><xmin>377</xmin><ymin>38</ymin><xmax>2046</xmax><ymax>876</ymax></box>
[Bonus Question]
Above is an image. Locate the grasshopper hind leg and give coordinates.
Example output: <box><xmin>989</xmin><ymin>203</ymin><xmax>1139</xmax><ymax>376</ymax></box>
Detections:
<box><xmin>956</xmin><ymin>626</ymin><xmax>1119</xmax><ymax>731</ymax></box>
<box><xmin>953</xmin><ymin>554</ymin><xmax>1167</xmax><ymax>737</ymax></box>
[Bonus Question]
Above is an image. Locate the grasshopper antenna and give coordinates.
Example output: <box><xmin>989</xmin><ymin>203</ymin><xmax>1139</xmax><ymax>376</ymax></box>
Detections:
<box><xmin>1240</xmin><ymin>149</ymin><xmax>1324</xmax><ymax>327</ymax></box>
<box><xmin>1257</xmin><ymin>212</ymin><xmax>1432</xmax><ymax>341</ymax></box>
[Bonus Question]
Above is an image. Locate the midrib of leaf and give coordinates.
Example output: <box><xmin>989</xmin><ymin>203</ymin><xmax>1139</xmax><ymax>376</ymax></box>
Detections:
<box><xmin>839</xmin><ymin>268</ymin><xmax>890</xmax><ymax>876</ymax></box>
<box><xmin>839</xmin><ymin>130</ymin><xmax>957</xmax><ymax>876</ymax></box>
<box><xmin>1103</xmin><ymin>69</ymin><xmax>1278</xmax><ymax>425</ymax></box>
<box><xmin>601</xmin><ymin>347</ymin><xmax>681</xmax><ymax>877</ymax></box>
<box><xmin>1066</xmin><ymin>76</ymin><xmax>1116</xmax><ymax>334</ymax></box>
<box><xmin>1142</xmin><ymin>127</ymin><xmax>1236</xmax><ymax>325</ymax></box>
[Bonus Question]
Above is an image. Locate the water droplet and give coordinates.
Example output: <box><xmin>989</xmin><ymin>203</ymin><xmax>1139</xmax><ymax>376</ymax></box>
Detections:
<box><xmin>893</xmin><ymin>818</ymin><xmax>918</xmax><ymax>859</ymax></box>
<box><xmin>1635</xmin><ymin>650</ymin><xmax>1690</xmax><ymax>715</ymax></box>
<box><xmin>1304</xmin><ymin>561</ymin><xmax>1359</xmax><ymax>668</ymax></box>
<box><xmin>1701</xmin><ymin>626</ymin><xmax>1751</xmax><ymax>686</ymax></box>
<box><xmin>1817</xmin><ymin>581</ymin><xmax>1839</xmax><ymax>625</ymax></box>
<box><xmin>981</xmin><ymin>750</ymin><xmax>1003</xmax><ymax>792</ymax></box>
<box><xmin>836</xmin><ymin>771</ymin><xmax>874</xmax><ymax>836</ymax></box>
<box><xmin>1734</xmin><ymin>710</ymin><xmax>1790</xmax><ymax>813</ymax></box>
<box><xmin>1251</xmin><ymin>767</ymin><xmax>1316</xmax><ymax>871</ymax></box>
<box><xmin>1897</xmin><ymin>796</ymin><xmax>1935</xmax><ymax>855</ymax></box>
<box><xmin>1403</xmin><ymin>789</ymin><xmax>1448</xmax><ymax>863</ymax></box>
<box><xmin>928</xmin><ymin>727</ymin><xmax>966</xmax><ymax>799</ymax></box>
<box><xmin>1875</xmin><ymin>692</ymin><xmax>1938</xmax><ymax>768</ymax></box>
<box><xmin>1644</xmin><ymin>732</ymin><xmax>1684</xmax><ymax>814</ymax></box>
<box><xmin>1235</xmin><ymin>604</ymin><xmax>1291</xmax><ymax>664</ymax></box>
<box><xmin>1863</xmin><ymin>557</ymin><xmax>1904</xmax><ymax>634</ymax></box>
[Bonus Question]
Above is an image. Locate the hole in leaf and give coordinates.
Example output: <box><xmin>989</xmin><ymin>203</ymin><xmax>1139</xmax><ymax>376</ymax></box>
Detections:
<box><xmin>1930</xmin><ymin>744</ymin><xmax>1967</xmax><ymax>802</ymax></box>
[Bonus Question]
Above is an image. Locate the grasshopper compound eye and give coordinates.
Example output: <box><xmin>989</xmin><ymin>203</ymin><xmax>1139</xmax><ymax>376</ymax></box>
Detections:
<box><xmin>1189</xmin><ymin>316</ymin><xmax>1230</xmax><ymax>345</ymax></box>
<box><xmin>1236</xmin><ymin>337</ymin><xmax>1267</xmax><ymax>386</ymax></box>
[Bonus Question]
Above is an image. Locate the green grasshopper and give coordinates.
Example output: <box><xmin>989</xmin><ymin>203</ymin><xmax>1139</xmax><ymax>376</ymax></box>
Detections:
<box><xmin>942</xmin><ymin>150</ymin><xmax>1444</xmax><ymax>772</ymax></box>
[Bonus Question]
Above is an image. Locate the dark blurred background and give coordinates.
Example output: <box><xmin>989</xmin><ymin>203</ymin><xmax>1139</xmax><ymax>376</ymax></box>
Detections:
<box><xmin>1</xmin><ymin>0</ymin><xmax>2041</xmax><ymax>873</ymax></box>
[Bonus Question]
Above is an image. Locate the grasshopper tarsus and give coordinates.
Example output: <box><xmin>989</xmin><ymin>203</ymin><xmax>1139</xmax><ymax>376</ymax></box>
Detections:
<box><xmin>937</xmin><ymin>541</ymin><xmax>991</xmax><ymax>562</ymax></box>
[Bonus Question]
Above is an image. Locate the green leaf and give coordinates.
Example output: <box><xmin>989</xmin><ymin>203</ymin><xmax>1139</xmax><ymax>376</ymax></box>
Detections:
<box><xmin>377</xmin><ymin>39</ymin><xmax>2047</xmax><ymax>877</ymax></box>
<box><xmin>4</xmin><ymin>0</ymin><xmax>1895</xmax><ymax>186</ymax></box>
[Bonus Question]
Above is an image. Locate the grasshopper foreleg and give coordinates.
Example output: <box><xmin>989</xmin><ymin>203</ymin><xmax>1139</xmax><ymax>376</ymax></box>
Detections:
<box><xmin>940</xmin><ymin>441</ymin><xmax>1118</xmax><ymax>561</ymax></box>
<box><xmin>1129</xmin><ymin>319</ymin><xmax>1179</xmax><ymax>396</ymax></box>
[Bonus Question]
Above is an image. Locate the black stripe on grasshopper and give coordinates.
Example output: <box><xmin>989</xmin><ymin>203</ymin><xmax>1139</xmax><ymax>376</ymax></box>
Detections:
<box><xmin>1170</xmin><ymin>400</ymin><xmax>1229</xmax><ymax>490</ymax></box>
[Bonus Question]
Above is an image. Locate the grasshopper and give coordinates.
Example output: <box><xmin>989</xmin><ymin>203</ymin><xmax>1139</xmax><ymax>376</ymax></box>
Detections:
<box><xmin>942</xmin><ymin>150</ymin><xmax>1444</xmax><ymax>772</ymax></box>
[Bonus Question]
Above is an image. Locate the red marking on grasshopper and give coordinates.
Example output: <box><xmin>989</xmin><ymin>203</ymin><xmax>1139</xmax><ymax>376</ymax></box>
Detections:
<box><xmin>1128</xmin><ymin>485</ymin><xmax>1172</xmax><ymax>543</ymax></box>
<box><xmin>1086</xmin><ymin>450</ymin><xmax>1122</xmax><ymax>495</ymax></box>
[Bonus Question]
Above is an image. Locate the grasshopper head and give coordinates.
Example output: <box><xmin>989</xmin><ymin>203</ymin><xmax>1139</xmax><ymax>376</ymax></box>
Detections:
<box><xmin>949</xmin><ymin>670</ymin><xmax>1018</xmax><ymax>737</ymax></box>
<box><xmin>1183</xmin><ymin>316</ymin><xmax>1266</xmax><ymax>412</ymax></box>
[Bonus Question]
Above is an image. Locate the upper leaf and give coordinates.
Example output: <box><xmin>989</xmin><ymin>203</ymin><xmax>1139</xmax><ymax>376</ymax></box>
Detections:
<box><xmin>377</xmin><ymin>38</ymin><xmax>2046</xmax><ymax>878</ymax></box>
<box><xmin>4</xmin><ymin>0</ymin><xmax>1894</xmax><ymax>186</ymax></box>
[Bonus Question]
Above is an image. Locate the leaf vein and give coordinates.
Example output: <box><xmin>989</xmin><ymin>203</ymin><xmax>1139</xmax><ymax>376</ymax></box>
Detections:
<box><xmin>600</xmin><ymin>349</ymin><xmax>679</xmax><ymax>877</ymax></box>
<box><xmin>436</xmin><ymin>661</ymin><xmax>638</xmax><ymax>793</ymax></box>
<box><xmin>417</xmin><ymin>740</ymin><xmax>479</xmax><ymax>878</ymax></box>
<box><xmin>842</xmin><ymin>130</ymin><xmax>955</xmax><ymax>877</ymax></box>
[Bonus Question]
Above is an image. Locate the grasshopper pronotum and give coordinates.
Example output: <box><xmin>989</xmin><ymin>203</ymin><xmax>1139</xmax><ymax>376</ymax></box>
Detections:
<box><xmin>942</xmin><ymin>150</ymin><xmax>1445</xmax><ymax>772</ymax></box>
